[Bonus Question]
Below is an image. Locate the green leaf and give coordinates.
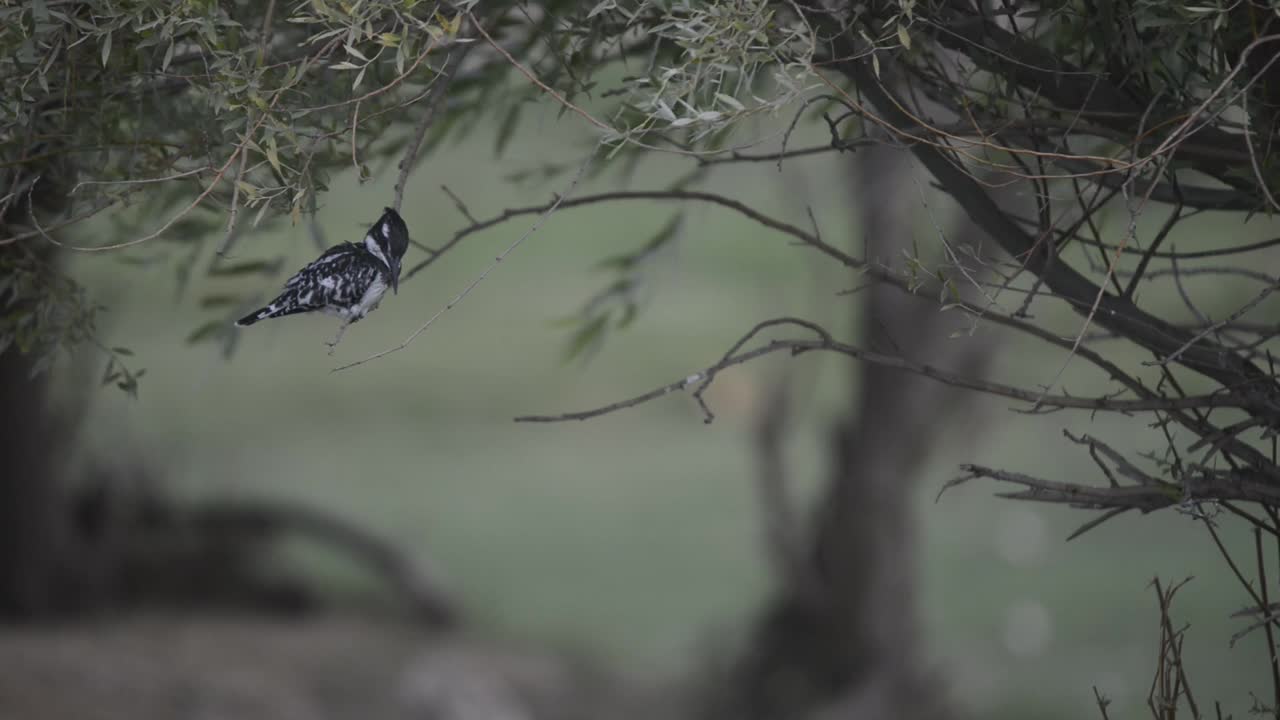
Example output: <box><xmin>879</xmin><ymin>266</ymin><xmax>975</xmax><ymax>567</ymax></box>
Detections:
<box><xmin>596</xmin><ymin>213</ymin><xmax>682</xmax><ymax>270</ymax></box>
<box><xmin>494</xmin><ymin>103</ymin><xmax>523</xmax><ymax>158</ymax></box>
<box><xmin>199</xmin><ymin>294</ymin><xmax>242</xmax><ymax>309</ymax></box>
<box><xmin>265</xmin><ymin>136</ymin><xmax>282</xmax><ymax>175</ymax></box>
<box><xmin>564</xmin><ymin>314</ymin><xmax>609</xmax><ymax>361</ymax></box>
<box><xmin>209</xmin><ymin>259</ymin><xmax>282</xmax><ymax>277</ymax></box>
<box><xmin>186</xmin><ymin>320</ymin><xmax>227</xmax><ymax>345</ymax></box>
<box><xmin>715</xmin><ymin>92</ymin><xmax>745</xmax><ymax>112</ymax></box>
<box><xmin>616</xmin><ymin>301</ymin><xmax>638</xmax><ymax>329</ymax></box>
<box><xmin>101</xmin><ymin>358</ymin><xmax>117</xmax><ymax>385</ymax></box>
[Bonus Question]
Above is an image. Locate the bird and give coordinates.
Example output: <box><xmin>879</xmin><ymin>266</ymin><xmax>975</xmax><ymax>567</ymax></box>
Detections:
<box><xmin>236</xmin><ymin>207</ymin><xmax>410</xmax><ymax>348</ymax></box>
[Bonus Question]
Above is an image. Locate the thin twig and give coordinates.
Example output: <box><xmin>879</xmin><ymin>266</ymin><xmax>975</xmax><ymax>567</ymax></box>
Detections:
<box><xmin>1156</xmin><ymin>278</ymin><xmax>1280</xmax><ymax>367</ymax></box>
<box><xmin>441</xmin><ymin>184</ymin><xmax>477</xmax><ymax>224</ymax></box>
<box><xmin>515</xmin><ymin>319</ymin><xmax>1248</xmax><ymax>423</ymax></box>
<box><xmin>41</xmin><ymin>117</ymin><xmax>264</xmax><ymax>252</ymax></box>
<box><xmin>392</xmin><ymin>23</ymin><xmax>476</xmax><ymax>212</ymax></box>
<box><xmin>401</xmin><ymin>188</ymin><xmax>857</xmax><ymax>282</ymax></box>
<box><xmin>1093</xmin><ymin>686</ymin><xmax>1113</xmax><ymax>720</ymax></box>
<box><xmin>470</xmin><ymin>10</ymin><xmax>614</xmax><ymax>133</ymax></box>
<box><xmin>218</xmin><ymin>143</ymin><xmax>252</xmax><ymax>256</ymax></box>
<box><xmin>1204</xmin><ymin>517</ymin><xmax>1280</xmax><ymax>635</ymax></box>
<box><xmin>69</xmin><ymin>165</ymin><xmax>210</xmax><ymax>194</ymax></box>
<box><xmin>218</xmin><ymin>0</ymin><xmax>277</xmax><ymax>258</ymax></box>
<box><xmin>1257</xmin><ymin>528</ymin><xmax>1280</xmax><ymax>714</ymax></box>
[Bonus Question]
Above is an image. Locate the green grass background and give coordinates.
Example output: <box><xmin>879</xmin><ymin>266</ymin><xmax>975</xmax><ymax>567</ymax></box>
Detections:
<box><xmin>62</xmin><ymin>109</ymin><xmax>1276</xmax><ymax>719</ymax></box>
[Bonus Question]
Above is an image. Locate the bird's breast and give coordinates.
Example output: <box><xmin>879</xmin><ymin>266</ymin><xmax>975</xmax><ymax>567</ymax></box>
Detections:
<box><xmin>354</xmin><ymin>275</ymin><xmax>389</xmax><ymax>316</ymax></box>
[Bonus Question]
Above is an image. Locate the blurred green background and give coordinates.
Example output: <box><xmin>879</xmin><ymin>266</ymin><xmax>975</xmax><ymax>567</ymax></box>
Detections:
<box><xmin>62</xmin><ymin>111</ymin><xmax>1272</xmax><ymax>719</ymax></box>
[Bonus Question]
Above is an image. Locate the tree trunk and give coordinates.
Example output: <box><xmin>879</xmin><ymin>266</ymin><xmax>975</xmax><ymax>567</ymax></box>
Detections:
<box><xmin>0</xmin><ymin>249</ymin><xmax>63</xmax><ymax>618</ymax></box>
<box><xmin>0</xmin><ymin>145</ymin><xmax>77</xmax><ymax>618</ymax></box>
<box><xmin>725</xmin><ymin>145</ymin><xmax>996</xmax><ymax>719</ymax></box>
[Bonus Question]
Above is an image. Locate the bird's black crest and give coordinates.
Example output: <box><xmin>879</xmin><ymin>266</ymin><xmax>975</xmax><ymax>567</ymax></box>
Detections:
<box><xmin>374</xmin><ymin>207</ymin><xmax>410</xmax><ymax>261</ymax></box>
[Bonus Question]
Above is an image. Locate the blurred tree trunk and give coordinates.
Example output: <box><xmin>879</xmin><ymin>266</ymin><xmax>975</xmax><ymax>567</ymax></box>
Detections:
<box><xmin>726</xmin><ymin>145</ymin><xmax>997</xmax><ymax>719</ymax></box>
<box><xmin>0</xmin><ymin>144</ymin><xmax>78</xmax><ymax>617</ymax></box>
<box><xmin>0</xmin><ymin>246</ymin><xmax>63</xmax><ymax>618</ymax></box>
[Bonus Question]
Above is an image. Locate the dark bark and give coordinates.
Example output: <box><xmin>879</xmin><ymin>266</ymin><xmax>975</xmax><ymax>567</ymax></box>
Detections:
<box><xmin>725</xmin><ymin>145</ymin><xmax>996</xmax><ymax>719</ymax></box>
<box><xmin>0</xmin><ymin>126</ymin><xmax>80</xmax><ymax>617</ymax></box>
<box><xmin>0</xmin><ymin>251</ymin><xmax>63</xmax><ymax>618</ymax></box>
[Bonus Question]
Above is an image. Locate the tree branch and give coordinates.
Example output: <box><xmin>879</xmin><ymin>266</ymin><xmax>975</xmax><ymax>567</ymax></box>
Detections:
<box><xmin>402</xmin><ymin>189</ymin><xmax>858</xmax><ymax>282</ymax></box>
<box><xmin>515</xmin><ymin>318</ymin><xmax>1249</xmax><ymax>423</ymax></box>
<box><xmin>945</xmin><ymin>463</ymin><xmax>1280</xmax><ymax>512</ymax></box>
<box><xmin>827</xmin><ymin>52</ymin><xmax>1280</xmax><ymax>421</ymax></box>
<box><xmin>392</xmin><ymin>23</ymin><xmax>476</xmax><ymax>213</ymax></box>
<box><xmin>403</xmin><ymin>177</ymin><xmax>1274</xmax><ymax>472</ymax></box>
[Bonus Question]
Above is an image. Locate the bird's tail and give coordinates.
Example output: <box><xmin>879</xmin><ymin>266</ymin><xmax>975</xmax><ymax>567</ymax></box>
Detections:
<box><xmin>236</xmin><ymin>303</ymin><xmax>311</xmax><ymax>327</ymax></box>
<box><xmin>235</xmin><ymin>307</ymin><xmax>270</xmax><ymax>327</ymax></box>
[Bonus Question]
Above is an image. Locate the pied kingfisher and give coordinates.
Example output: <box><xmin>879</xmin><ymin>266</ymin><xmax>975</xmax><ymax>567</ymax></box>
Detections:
<box><xmin>236</xmin><ymin>207</ymin><xmax>410</xmax><ymax>341</ymax></box>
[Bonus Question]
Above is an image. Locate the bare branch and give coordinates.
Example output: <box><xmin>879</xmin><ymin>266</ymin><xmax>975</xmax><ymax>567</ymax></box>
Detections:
<box><xmin>946</xmin><ymin>461</ymin><xmax>1280</xmax><ymax>519</ymax></box>
<box><xmin>943</xmin><ymin>464</ymin><xmax>1180</xmax><ymax>513</ymax></box>
<box><xmin>1155</xmin><ymin>277</ymin><xmax>1280</xmax><ymax>368</ymax></box>
<box><xmin>470</xmin><ymin>9</ymin><xmax>614</xmax><ymax>134</ymax></box>
<box><xmin>516</xmin><ymin>318</ymin><xmax>1250</xmax><ymax>423</ymax></box>
<box><xmin>1065</xmin><ymin>507</ymin><xmax>1132</xmax><ymax>542</ymax></box>
<box><xmin>402</xmin><ymin>188</ymin><xmax>856</xmax><ymax>282</ymax></box>
<box><xmin>392</xmin><ymin>23</ymin><xmax>476</xmax><ymax>213</ymax></box>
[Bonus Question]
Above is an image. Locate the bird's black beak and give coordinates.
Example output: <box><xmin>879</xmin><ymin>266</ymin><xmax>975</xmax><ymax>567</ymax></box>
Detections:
<box><xmin>391</xmin><ymin>258</ymin><xmax>401</xmax><ymax>294</ymax></box>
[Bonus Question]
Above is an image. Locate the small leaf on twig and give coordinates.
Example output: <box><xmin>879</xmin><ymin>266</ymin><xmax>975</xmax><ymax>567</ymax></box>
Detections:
<box><xmin>187</xmin><ymin>320</ymin><xmax>228</xmax><ymax>345</ymax></box>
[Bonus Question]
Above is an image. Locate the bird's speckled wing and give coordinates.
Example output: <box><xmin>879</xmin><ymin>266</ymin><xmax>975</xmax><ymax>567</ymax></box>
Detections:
<box><xmin>236</xmin><ymin>244</ymin><xmax>384</xmax><ymax>326</ymax></box>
